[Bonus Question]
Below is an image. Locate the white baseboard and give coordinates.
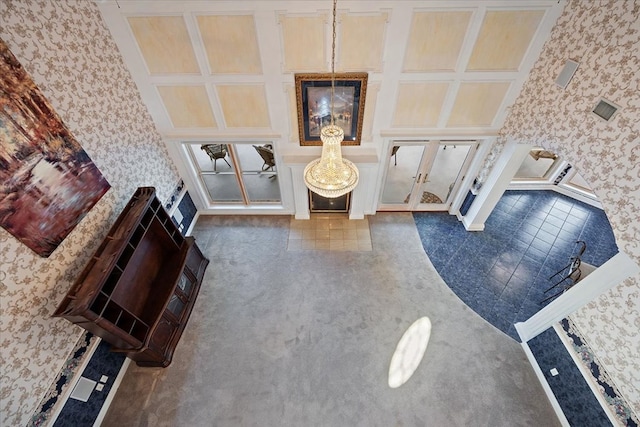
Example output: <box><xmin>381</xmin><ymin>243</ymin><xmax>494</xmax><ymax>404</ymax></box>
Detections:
<box><xmin>47</xmin><ymin>337</ymin><xmax>102</xmax><ymax>427</ymax></box>
<box><xmin>520</xmin><ymin>340</ymin><xmax>570</xmax><ymax>427</ymax></box>
<box><xmin>552</xmin><ymin>323</ymin><xmax>620</xmax><ymax>426</ymax></box>
<box><xmin>93</xmin><ymin>357</ymin><xmax>131</xmax><ymax>427</ymax></box>
<box><xmin>461</xmin><ymin>215</ymin><xmax>484</xmax><ymax>231</ymax></box>
<box><xmin>185</xmin><ymin>211</ymin><xmax>199</xmax><ymax>236</ymax></box>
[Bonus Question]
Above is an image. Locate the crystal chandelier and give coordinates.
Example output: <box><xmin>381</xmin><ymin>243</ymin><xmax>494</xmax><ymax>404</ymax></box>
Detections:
<box><xmin>303</xmin><ymin>0</ymin><xmax>359</xmax><ymax>199</ymax></box>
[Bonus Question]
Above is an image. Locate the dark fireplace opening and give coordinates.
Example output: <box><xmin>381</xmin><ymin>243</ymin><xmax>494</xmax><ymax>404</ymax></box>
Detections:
<box><xmin>309</xmin><ymin>191</ymin><xmax>350</xmax><ymax>213</ymax></box>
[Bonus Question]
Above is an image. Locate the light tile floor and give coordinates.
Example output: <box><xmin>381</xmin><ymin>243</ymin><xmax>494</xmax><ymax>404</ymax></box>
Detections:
<box><xmin>288</xmin><ymin>213</ymin><xmax>372</xmax><ymax>251</ymax></box>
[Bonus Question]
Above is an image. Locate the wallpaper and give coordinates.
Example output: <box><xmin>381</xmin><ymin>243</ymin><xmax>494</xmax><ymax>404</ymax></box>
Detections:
<box><xmin>477</xmin><ymin>0</ymin><xmax>640</xmax><ymax>419</ymax></box>
<box><xmin>0</xmin><ymin>1</ymin><xmax>180</xmax><ymax>425</ymax></box>
<box><xmin>561</xmin><ymin>318</ymin><xmax>638</xmax><ymax>426</ymax></box>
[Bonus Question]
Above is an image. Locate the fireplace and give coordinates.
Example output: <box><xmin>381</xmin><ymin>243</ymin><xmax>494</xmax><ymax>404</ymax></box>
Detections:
<box><xmin>309</xmin><ymin>190</ymin><xmax>350</xmax><ymax>213</ymax></box>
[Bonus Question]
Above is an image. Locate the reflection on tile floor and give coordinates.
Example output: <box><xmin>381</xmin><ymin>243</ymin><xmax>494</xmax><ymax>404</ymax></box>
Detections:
<box><xmin>288</xmin><ymin>214</ymin><xmax>372</xmax><ymax>251</ymax></box>
<box><xmin>414</xmin><ymin>190</ymin><xmax>618</xmax><ymax>340</ymax></box>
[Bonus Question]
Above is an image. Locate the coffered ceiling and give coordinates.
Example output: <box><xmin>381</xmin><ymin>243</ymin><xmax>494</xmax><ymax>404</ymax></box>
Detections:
<box><xmin>97</xmin><ymin>0</ymin><xmax>564</xmax><ymax>145</ymax></box>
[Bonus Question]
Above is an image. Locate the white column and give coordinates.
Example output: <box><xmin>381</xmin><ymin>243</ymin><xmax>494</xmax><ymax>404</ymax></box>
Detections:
<box><xmin>462</xmin><ymin>139</ymin><xmax>532</xmax><ymax>231</ymax></box>
<box><xmin>349</xmin><ymin>164</ymin><xmax>377</xmax><ymax>220</ymax></box>
<box><xmin>451</xmin><ymin>138</ymin><xmax>494</xmax><ymax>216</ymax></box>
<box><xmin>289</xmin><ymin>165</ymin><xmax>310</xmax><ymax>220</ymax></box>
<box><xmin>515</xmin><ymin>251</ymin><xmax>640</xmax><ymax>342</ymax></box>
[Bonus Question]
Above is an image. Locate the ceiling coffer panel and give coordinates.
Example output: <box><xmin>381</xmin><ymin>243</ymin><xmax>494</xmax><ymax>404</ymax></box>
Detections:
<box><xmin>128</xmin><ymin>16</ymin><xmax>200</xmax><ymax>74</ymax></box>
<box><xmin>466</xmin><ymin>10</ymin><xmax>545</xmax><ymax>71</ymax></box>
<box><xmin>338</xmin><ymin>13</ymin><xmax>388</xmax><ymax>72</ymax></box>
<box><xmin>447</xmin><ymin>82</ymin><xmax>510</xmax><ymax>127</ymax></box>
<box><xmin>217</xmin><ymin>85</ymin><xmax>270</xmax><ymax>128</ymax></box>
<box><xmin>196</xmin><ymin>14</ymin><xmax>262</xmax><ymax>75</ymax></box>
<box><xmin>403</xmin><ymin>11</ymin><xmax>472</xmax><ymax>72</ymax></box>
<box><xmin>103</xmin><ymin>1</ymin><xmax>562</xmax><ymax>141</ymax></box>
<box><xmin>157</xmin><ymin>85</ymin><xmax>217</xmax><ymax>128</ymax></box>
<box><xmin>279</xmin><ymin>15</ymin><xmax>326</xmax><ymax>72</ymax></box>
<box><xmin>392</xmin><ymin>82</ymin><xmax>449</xmax><ymax>128</ymax></box>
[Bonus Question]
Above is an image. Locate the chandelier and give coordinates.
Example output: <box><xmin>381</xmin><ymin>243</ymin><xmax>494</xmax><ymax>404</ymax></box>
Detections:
<box><xmin>303</xmin><ymin>0</ymin><xmax>359</xmax><ymax>199</ymax></box>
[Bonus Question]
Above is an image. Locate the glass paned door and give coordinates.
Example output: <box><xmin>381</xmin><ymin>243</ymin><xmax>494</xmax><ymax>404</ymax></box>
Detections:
<box><xmin>418</xmin><ymin>142</ymin><xmax>474</xmax><ymax>209</ymax></box>
<box><xmin>235</xmin><ymin>144</ymin><xmax>280</xmax><ymax>203</ymax></box>
<box><xmin>380</xmin><ymin>141</ymin><xmax>476</xmax><ymax>211</ymax></box>
<box><xmin>190</xmin><ymin>143</ymin><xmax>243</xmax><ymax>203</ymax></box>
<box><xmin>381</xmin><ymin>145</ymin><xmax>428</xmax><ymax>206</ymax></box>
<box><xmin>187</xmin><ymin>142</ymin><xmax>281</xmax><ymax>206</ymax></box>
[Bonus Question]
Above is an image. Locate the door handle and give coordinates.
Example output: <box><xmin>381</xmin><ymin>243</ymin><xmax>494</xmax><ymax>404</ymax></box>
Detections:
<box><xmin>416</xmin><ymin>173</ymin><xmax>422</xmax><ymax>183</ymax></box>
<box><xmin>423</xmin><ymin>174</ymin><xmax>428</xmax><ymax>183</ymax></box>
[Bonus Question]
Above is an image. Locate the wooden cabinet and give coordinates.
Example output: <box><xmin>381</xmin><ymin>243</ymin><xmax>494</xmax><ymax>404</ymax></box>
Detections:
<box><xmin>53</xmin><ymin>187</ymin><xmax>209</xmax><ymax>367</ymax></box>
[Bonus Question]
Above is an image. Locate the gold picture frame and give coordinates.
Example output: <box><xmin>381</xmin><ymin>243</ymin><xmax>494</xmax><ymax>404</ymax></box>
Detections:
<box><xmin>295</xmin><ymin>72</ymin><xmax>367</xmax><ymax>146</ymax></box>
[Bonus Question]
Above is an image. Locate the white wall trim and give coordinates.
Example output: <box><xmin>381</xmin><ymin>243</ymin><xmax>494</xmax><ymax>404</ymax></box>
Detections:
<box><xmin>461</xmin><ymin>215</ymin><xmax>485</xmax><ymax>231</ymax></box>
<box><xmin>185</xmin><ymin>211</ymin><xmax>200</xmax><ymax>236</ymax></box>
<box><xmin>167</xmin><ymin>187</ymin><xmax>187</xmax><ymax>217</ymax></box>
<box><xmin>520</xmin><ymin>340</ymin><xmax>570</xmax><ymax>427</ymax></box>
<box><xmin>515</xmin><ymin>251</ymin><xmax>640</xmax><ymax>342</ymax></box>
<box><xmin>463</xmin><ymin>139</ymin><xmax>532</xmax><ymax>230</ymax></box>
<box><xmin>93</xmin><ymin>358</ymin><xmax>132</xmax><ymax>427</ymax></box>
<box><xmin>506</xmin><ymin>182</ymin><xmax>602</xmax><ymax>209</ymax></box>
<box><xmin>552</xmin><ymin>324</ymin><xmax>620</xmax><ymax>427</ymax></box>
<box><xmin>46</xmin><ymin>337</ymin><xmax>102</xmax><ymax>427</ymax></box>
<box><xmin>449</xmin><ymin>140</ymin><xmax>490</xmax><ymax>215</ymax></box>
<box><xmin>552</xmin><ymin>185</ymin><xmax>602</xmax><ymax>209</ymax></box>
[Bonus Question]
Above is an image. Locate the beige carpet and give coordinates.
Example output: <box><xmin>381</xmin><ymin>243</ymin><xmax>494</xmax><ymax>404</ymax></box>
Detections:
<box><xmin>102</xmin><ymin>213</ymin><xmax>560</xmax><ymax>427</ymax></box>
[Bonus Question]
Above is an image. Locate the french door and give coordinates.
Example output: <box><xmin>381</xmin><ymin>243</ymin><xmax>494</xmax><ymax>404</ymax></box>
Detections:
<box><xmin>185</xmin><ymin>142</ymin><xmax>281</xmax><ymax>206</ymax></box>
<box><xmin>379</xmin><ymin>140</ymin><xmax>476</xmax><ymax>211</ymax></box>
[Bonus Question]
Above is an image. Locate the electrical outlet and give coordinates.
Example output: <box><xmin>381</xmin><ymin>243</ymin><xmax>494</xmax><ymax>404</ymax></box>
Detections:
<box><xmin>550</xmin><ymin>368</ymin><xmax>559</xmax><ymax>376</ymax></box>
<box><xmin>96</xmin><ymin>383</ymin><xmax>104</xmax><ymax>392</ymax></box>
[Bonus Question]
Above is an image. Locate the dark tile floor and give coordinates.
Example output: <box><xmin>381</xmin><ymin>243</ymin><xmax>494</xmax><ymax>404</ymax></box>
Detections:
<box><xmin>413</xmin><ymin>190</ymin><xmax>619</xmax><ymax>340</ymax></box>
<box><xmin>53</xmin><ymin>340</ymin><xmax>125</xmax><ymax>427</ymax></box>
<box><xmin>528</xmin><ymin>326</ymin><xmax>611</xmax><ymax>426</ymax></box>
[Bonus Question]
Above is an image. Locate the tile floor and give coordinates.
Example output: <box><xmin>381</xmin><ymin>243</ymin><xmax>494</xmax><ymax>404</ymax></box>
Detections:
<box><xmin>288</xmin><ymin>213</ymin><xmax>372</xmax><ymax>251</ymax></box>
<box><xmin>528</xmin><ymin>326</ymin><xmax>611</xmax><ymax>426</ymax></box>
<box><xmin>53</xmin><ymin>339</ymin><xmax>125</xmax><ymax>427</ymax></box>
<box><xmin>414</xmin><ymin>190</ymin><xmax>619</xmax><ymax>340</ymax></box>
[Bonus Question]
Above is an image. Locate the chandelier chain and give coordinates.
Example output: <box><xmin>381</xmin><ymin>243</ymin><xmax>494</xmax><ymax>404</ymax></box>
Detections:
<box><xmin>330</xmin><ymin>0</ymin><xmax>337</xmax><ymax>125</ymax></box>
<box><xmin>303</xmin><ymin>0</ymin><xmax>359</xmax><ymax>199</ymax></box>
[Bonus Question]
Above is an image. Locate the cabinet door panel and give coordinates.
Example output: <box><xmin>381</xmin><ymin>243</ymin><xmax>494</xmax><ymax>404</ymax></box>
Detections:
<box><xmin>150</xmin><ymin>317</ymin><xmax>176</xmax><ymax>353</ymax></box>
<box><xmin>166</xmin><ymin>293</ymin><xmax>186</xmax><ymax>318</ymax></box>
<box><xmin>176</xmin><ymin>272</ymin><xmax>194</xmax><ymax>297</ymax></box>
<box><xmin>186</xmin><ymin>243</ymin><xmax>206</xmax><ymax>279</ymax></box>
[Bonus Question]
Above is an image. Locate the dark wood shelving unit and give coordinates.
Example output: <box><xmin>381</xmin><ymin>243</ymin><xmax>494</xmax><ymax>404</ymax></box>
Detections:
<box><xmin>53</xmin><ymin>187</ymin><xmax>209</xmax><ymax>367</ymax></box>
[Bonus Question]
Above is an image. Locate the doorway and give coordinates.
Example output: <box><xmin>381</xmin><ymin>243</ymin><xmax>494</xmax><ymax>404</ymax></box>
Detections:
<box><xmin>379</xmin><ymin>140</ymin><xmax>477</xmax><ymax>211</ymax></box>
<box><xmin>185</xmin><ymin>142</ymin><xmax>281</xmax><ymax>206</ymax></box>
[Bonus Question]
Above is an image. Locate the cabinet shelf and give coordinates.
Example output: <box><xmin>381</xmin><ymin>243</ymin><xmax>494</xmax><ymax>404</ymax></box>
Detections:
<box><xmin>53</xmin><ymin>187</ymin><xmax>209</xmax><ymax>367</ymax></box>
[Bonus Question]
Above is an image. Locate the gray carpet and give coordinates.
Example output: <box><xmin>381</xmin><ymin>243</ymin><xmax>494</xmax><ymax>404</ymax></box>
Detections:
<box><xmin>102</xmin><ymin>213</ymin><xmax>560</xmax><ymax>427</ymax></box>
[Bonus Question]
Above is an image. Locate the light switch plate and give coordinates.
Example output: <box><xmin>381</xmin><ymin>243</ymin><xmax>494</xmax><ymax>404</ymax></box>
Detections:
<box><xmin>70</xmin><ymin>377</ymin><xmax>96</xmax><ymax>402</ymax></box>
<box><xmin>550</xmin><ymin>368</ymin><xmax>559</xmax><ymax>376</ymax></box>
<box><xmin>100</xmin><ymin>375</ymin><xmax>108</xmax><ymax>383</ymax></box>
<box><xmin>173</xmin><ymin>209</ymin><xmax>184</xmax><ymax>224</ymax></box>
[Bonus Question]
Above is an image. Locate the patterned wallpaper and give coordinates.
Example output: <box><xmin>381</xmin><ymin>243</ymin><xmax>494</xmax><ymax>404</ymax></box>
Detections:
<box><xmin>0</xmin><ymin>1</ymin><xmax>180</xmax><ymax>425</ymax></box>
<box><xmin>479</xmin><ymin>0</ymin><xmax>640</xmax><ymax>418</ymax></box>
